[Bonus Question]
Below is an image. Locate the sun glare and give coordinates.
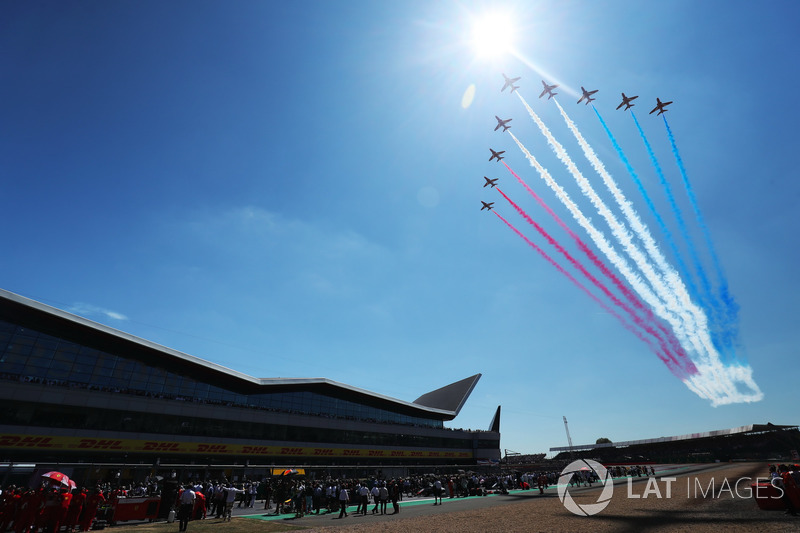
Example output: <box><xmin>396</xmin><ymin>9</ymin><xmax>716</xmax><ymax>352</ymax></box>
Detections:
<box><xmin>470</xmin><ymin>11</ymin><xmax>515</xmax><ymax>59</ymax></box>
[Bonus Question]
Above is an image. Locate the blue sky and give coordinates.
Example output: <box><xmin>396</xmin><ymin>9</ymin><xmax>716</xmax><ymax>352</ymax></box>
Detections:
<box><xmin>2</xmin><ymin>0</ymin><xmax>798</xmax><ymax>454</ymax></box>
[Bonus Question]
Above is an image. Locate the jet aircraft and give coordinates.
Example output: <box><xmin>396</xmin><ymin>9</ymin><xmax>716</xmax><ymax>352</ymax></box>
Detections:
<box><xmin>481</xmin><ymin>201</ymin><xmax>495</xmax><ymax>211</ymax></box>
<box><xmin>649</xmin><ymin>97</ymin><xmax>673</xmax><ymax>115</ymax></box>
<box><xmin>577</xmin><ymin>86</ymin><xmax>598</xmax><ymax>105</ymax></box>
<box><xmin>501</xmin><ymin>73</ymin><xmax>521</xmax><ymax>93</ymax></box>
<box><xmin>616</xmin><ymin>93</ymin><xmax>638</xmax><ymax>110</ymax></box>
<box><xmin>539</xmin><ymin>80</ymin><xmax>558</xmax><ymax>99</ymax></box>
<box><xmin>483</xmin><ymin>176</ymin><xmax>498</xmax><ymax>188</ymax></box>
<box><xmin>494</xmin><ymin>116</ymin><xmax>512</xmax><ymax>132</ymax></box>
<box><xmin>489</xmin><ymin>148</ymin><xmax>505</xmax><ymax>162</ymax></box>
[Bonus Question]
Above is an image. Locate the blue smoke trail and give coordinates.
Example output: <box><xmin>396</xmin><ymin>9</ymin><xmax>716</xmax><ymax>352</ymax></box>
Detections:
<box><xmin>631</xmin><ymin>111</ymin><xmax>733</xmax><ymax>362</ymax></box>
<box><xmin>663</xmin><ymin>116</ymin><xmax>741</xmax><ymax>361</ymax></box>
<box><xmin>593</xmin><ymin>107</ymin><xmax>703</xmax><ymax>309</ymax></box>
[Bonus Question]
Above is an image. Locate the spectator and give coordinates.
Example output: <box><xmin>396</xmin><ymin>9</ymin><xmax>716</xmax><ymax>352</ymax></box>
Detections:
<box><xmin>337</xmin><ymin>485</ymin><xmax>349</xmax><ymax>518</ymax></box>
<box><xmin>177</xmin><ymin>484</ymin><xmax>195</xmax><ymax>532</ymax></box>
<box><xmin>433</xmin><ymin>479</ymin><xmax>443</xmax><ymax>505</ymax></box>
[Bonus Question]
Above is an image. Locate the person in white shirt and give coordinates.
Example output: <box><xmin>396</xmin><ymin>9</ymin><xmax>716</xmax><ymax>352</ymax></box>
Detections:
<box><xmin>178</xmin><ymin>485</ymin><xmax>195</xmax><ymax>532</ymax></box>
<box><xmin>378</xmin><ymin>483</ymin><xmax>389</xmax><ymax>515</ymax></box>
<box><xmin>371</xmin><ymin>485</ymin><xmax>380</xmax><ymax>514</ymax></box>
<box><xmin>337</xmin><ymin>485</ymin><xmax>349</xmax><ymax>518</ymax></box>
<box><xmin>223</xmin><ymin>485</ymin><xmax>244</xmax><ymax>522</ymax></box>
<box><xmin>248</xmin><ymin>482</ymin><xmax>258</xmax><ymax>508</ymax></box>
<box><xmin>433</xmin><ymin>479</ymin><xmax>443</xmax><ymax>505</ymax></box>
<box><xmin>358</xmin><ymin>485</ymin><xmax>369</xmax><ymax>515</ymax></box>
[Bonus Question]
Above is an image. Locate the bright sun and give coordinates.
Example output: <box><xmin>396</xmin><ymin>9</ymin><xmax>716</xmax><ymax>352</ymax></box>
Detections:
<box><xmin>470</xmin><ymin>11</ymin><xmax>516</xmax><ymax>59</ymax></box>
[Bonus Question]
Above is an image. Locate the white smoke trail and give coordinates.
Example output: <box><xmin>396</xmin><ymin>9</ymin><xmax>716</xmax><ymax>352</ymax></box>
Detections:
<box><xmin>688</xmin><ymin>363</ymin><xmax>763</xmax><ymax>406</ymax></box>
<box><xmin>558</xmin><ymin>104</ymin><xmax>761</xmax><ymax>404</ymax></box>
<box><xmin>513</xmin><ymin>96</ymin><xmax>762</xmax><ymax>405</ymax></box>
<box><xmin>515</xmin><ymin>94</ymin><xmax>703</xmax><ymax>356</ymax></box>
<box><xmin>551</xmin><ymin>101</ymin><xmax>724</xmax><ymax>375</ymax></box>
<box><xmin>507</xmin><ymin>131</ymin><xmax>694</xmax><ymax>355</ymax></box>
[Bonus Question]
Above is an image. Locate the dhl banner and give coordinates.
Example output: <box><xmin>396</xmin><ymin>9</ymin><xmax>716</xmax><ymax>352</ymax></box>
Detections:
<box><xmin>0</xmin><ymin>434</ymin><xmax>473</xmax><ymax>459</ymax></box>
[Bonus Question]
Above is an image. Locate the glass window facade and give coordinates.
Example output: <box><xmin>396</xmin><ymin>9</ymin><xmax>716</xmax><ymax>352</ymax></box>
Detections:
<box><xmin>0</xmin><ymin>320</ymin><xmax>443</xmax><ymax>428</ymax></box>
<box><xmin>0</xmin><ymin>400</ymin><xmax>492</xmax><ymax>450</ymax></box>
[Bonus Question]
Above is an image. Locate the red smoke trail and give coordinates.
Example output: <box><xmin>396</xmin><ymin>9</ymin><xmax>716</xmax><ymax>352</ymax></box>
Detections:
<box><xmin>496</xmin><ymin>188</ymin><xmax>691</xmax><ymax>377</ymax></box>
<box><xmin>501</xmin><ymin>161</ymin><xmax>697</xmax><ymax>376</ymax></box>
<box><xmin>493</xmin><ymin>211</ymin><xmax>680</xmax><ymax>376</ymax></box>
<box><xmin>501</xmin><ymin>161</ymin><xmax>697</xmax><ymax>374</ymax></box>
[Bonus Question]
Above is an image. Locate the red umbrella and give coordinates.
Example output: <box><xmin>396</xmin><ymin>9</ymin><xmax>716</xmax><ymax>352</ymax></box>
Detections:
<box><xmin>41</xmin><ymin>471</ymin><xmax>70</xmax><ymax>486</ymax></box>
<box><xmin>67</xmin><ymin>479</ymin><xmax>77</xmax><ymax>490</ymax></box>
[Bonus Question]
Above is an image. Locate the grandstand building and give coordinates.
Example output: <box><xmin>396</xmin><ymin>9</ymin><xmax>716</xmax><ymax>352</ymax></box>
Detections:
<box><xmin>550</xmin><ymin>424</ymin><xmax>800</xmax><ymax>463</ymax></box>
<box><xmin>0</xmin><ymin>289</ymin><xmax>500</xmax><ymax>468</ymax></box>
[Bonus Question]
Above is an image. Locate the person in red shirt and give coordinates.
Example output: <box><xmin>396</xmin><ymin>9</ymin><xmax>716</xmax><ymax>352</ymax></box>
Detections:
<box><xmin>56</xmin><ymin>488</ymin><xmax>73</xmax><ymax>531</ymax></box>
<box><xmin>79</xmin><ymin>489</ymin><xmax>106</xmax><ymax>532</ymax></box>
<box><xmin>0</xmin><ymin>486</ymin><xmax>20</xmax><ymax>532</ymax></box>
<box><xmin>537</xmin><ymin>474</ymin><xmax>548</xmax><ymax>495</ymax></box>
<box><xmin>41</xmin><ymin>486</ymin><xmax>64</xmax><ymax>533</ymax></box>
<box><xmin>63</xmin><ymin>488</ymin><xmax>86</xmax><ymax>531</ymax></box>
<box><xmin>15</xmin><ymin>488</ymin><xmax>45</xmax><ymax>533</ymax></box>
<box><xmin>193</xmin><ymin>490</ymin><xmax>206</xmax><ymax>520</ymax></box>
<box><xmin>780</xmin><ymin>464</ymin><xmax>799</xmax><ymax>516</ymax></box>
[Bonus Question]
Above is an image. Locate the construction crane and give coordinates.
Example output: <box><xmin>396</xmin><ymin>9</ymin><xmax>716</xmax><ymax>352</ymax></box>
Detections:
<box><xmin>563</xmin><ymin>416</ymin><xmax>575</xmax><ymax>459</ymax></box>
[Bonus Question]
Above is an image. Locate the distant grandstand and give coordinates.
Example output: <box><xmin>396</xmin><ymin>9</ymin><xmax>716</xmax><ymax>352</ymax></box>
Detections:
<box><xmin>549</xmin><ymin>423</ymin><xmax>800</xmax><ymax>463</ymax></box>
<box><xmin>503</xmin><ymin>451</ymin><xmax>546</xmax><ymax>465</ymax></box>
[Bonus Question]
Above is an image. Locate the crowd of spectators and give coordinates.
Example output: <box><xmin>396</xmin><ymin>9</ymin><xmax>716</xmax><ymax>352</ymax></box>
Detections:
<box><xmin>0</xmin><ymin>468</ymin><xmax>568</xmax><ymax>531</ymax></box>
<box><xmin>172</xmin><ymin>470</ymin><xmax>559</xmax><ymax>521</ymax></box>
<box><xmin>21</xmin><ymin>463</ymin><xmax>799</xmax><ymax>530</ymax></box>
